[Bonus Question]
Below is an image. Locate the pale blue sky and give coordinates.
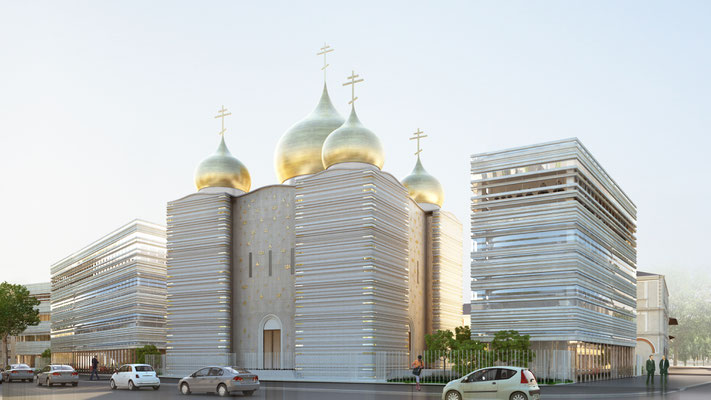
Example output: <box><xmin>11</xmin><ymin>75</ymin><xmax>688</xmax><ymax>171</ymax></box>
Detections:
<box><xmin>1</xmin><ymin>1</ymin><xmax>709</xmax><ymax>300</ymax></box>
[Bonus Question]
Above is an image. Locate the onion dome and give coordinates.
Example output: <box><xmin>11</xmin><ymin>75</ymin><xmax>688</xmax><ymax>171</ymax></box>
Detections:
<box><xmin>402</xmin><ymin>156</ymin><xmax>444</xmax><ymax>208</ymax></box>
<box><xmin>274</xmin><ymin>84</ymin><xmax>344</xmax><ymax>182</ymax></box>
<box><xmin>194</xmin><ymin>135</ymin><xmax>251</xmax><ymax>193</ymax></box>
<box><xmin>321</xmin><ymin>106</ymin><xmax>385</xmax><ymax>169</ymax></box>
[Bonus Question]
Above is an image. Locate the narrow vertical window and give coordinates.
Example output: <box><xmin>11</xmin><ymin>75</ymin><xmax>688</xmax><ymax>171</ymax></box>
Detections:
<box><xmin>268</xmin><ymin>250</ymin><xmax>273</xmax><ymax>277</ymax></box>
<box><xmin>290</xmin><ymin>248</ymin><xmax>295</xmax><ymax>275</ymax></box>
<box><xmin>249</xmin><ymin>252</ymin><xmax>253</xmax><ymax>278</ymax></box>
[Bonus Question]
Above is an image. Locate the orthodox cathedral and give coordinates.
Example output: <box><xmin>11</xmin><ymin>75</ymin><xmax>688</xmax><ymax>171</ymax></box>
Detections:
<box><xmin>165</xmin><ymin>46</ymin><xmax>463</xmax><ymax>379</ymax></box>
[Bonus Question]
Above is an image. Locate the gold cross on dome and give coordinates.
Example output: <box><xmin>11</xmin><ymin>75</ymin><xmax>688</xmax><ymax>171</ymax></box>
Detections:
<box><xmin>410</xmin><ymin>128</ymin><xmax>428</xmax><ymax>157</ymax></box>
<box><xmin>343</xmin><ymin>70</ymin><xmax>364</xmax><ymax>105</ymax></box>
<box><xmin>317</xmin><ymin>43</ymin><xmax>334</xmax><ymax>80</ymax></box>
<box><xmin>214</xmin><ymin>105</ymin><xmax>232</xmax><ymax>136</ymax></box>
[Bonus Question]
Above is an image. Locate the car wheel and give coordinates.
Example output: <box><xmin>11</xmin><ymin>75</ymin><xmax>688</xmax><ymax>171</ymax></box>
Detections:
<box><xmin>243</xmin><ymin>390</ymin><xmax>255</xmax><ymax>396</ymax></box>
<box><xmin>72</xmin><ymin>382</ymin><xmax>78</xmax><ymax>387</ymax></box>
<box><xmin>217</xmin><ymin>383</ymin><xmax>229</xmax><ymax>397</ymax></box>
<box><xmin>445</xmin><ymin>390</ymin><xmax>462</xmax><ymax>400</ymax></box>
<box><xmin>128</xmin><ymin>380</ymin><xmax>136</xmax><ymax>391</ymax></box>
<box><xmin>46</xmin><ymin>377</ymin><xmax>52</xmax><ymax>387</ymax></box>
<box><xmin>110</xmin><ymin>379</ymin><xmax>117</xmax><ymax>390</ymax></box>
<box><xmin>180</xmin><ymin>382</ymin><xmax>191</xmax><ymax>395</ymax></box>
<box><xmin>153</xmin><ymin>385</ymin><xmax>160</xmax><ymax>390</ymax></box>
<box><xmin>510</xmin><ymin>392</ymin><xmax>528</xmax><ymax>400</ymax></box>
<box><xmin>36</xmin><ymin>376</ymin><xmax>42</xmax><ymax>386</ymax></box>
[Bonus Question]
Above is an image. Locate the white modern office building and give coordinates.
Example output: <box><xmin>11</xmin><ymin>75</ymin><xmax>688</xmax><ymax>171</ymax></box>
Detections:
<box><xmin>8</xmin><ymin>282</ymin><xmax>51</xmax><ymax>367</ymax></box>
<box><xmin>470</xmin><ymin>138</ymin><xmax>637</xmax><ymax>381</ymax></box>
<box><xmin>635</xmin><ymin>271</ymin><xmax>676</xmax><ymax>369</ymax></box>
<box><xmin>165</xmin><ymin>55</ymin><xmax>463</xmax><ymax>379</ymax></box>
<box><xmin>50</xmin><ymin>219</ymin><xmax>167</xmax><ymax>370</ymax></box>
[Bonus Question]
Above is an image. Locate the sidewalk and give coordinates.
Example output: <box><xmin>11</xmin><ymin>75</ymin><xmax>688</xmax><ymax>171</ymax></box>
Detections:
<box><xmin>540</xmin><ymin>374</ymin><xmax>711</xmax><ymax>398</ymax></box>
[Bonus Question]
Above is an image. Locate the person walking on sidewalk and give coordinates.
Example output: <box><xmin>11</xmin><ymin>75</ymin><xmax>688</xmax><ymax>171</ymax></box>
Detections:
<box><xmin>90</xmin><ymin>355</ymin><xmax>100</xmax><ymax>381</ymax></box>
<box><xmin>659</xmin><ymin>355</ymin><xmax>670</xmax><ymax>385</ymax></box>
<box><xmin>645</xmin><ymin>355</ymin><xmax>656</xmax><ymax>385</ymax></box>
<box><xmin>412</xmin><ymin>355</ymin><xmax>424</xmax><ymax>391</ymax></box>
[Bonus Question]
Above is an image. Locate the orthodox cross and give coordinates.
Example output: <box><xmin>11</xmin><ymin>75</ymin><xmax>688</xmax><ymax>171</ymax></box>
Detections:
<box><xmin>215</xmin><ymin>105</ymin><xmax>232</xmax><ymax>136</ymax></box>
<box><xmin>343</xmin><ymin>70</ymin><xmax>364</xmax><ymax>105</ymax></box>
<box><xmin>410</xmin><ymin>128</ymin><xmax>427</xmax><ymax>157</ymax></box>
<box><xmin>317</xmin><ymin>43</ymin><xmax>334</xmax><ymax>80</ymax></box>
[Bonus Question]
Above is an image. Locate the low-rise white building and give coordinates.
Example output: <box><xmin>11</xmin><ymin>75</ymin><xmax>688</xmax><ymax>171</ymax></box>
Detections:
<box><xmin>635</xmin><ymin>271</ymin><xmax>676</xmax><ymax>370</ymax></box>
<box><xmin>9</xmin><ymin>282</ymin><xmax>51</xmax><ymax>367</ymax></box>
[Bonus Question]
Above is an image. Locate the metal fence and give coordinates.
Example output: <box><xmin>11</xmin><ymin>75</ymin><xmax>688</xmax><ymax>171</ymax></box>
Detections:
<box><xmin>146</xmin><ymin>353</ymin><xmax>296</xmax><ymax>378</ymax></box>
<box><xmin>146</xmin><ymin>348</ymin><xmax>634</xmax><ymax>383</ymax></box>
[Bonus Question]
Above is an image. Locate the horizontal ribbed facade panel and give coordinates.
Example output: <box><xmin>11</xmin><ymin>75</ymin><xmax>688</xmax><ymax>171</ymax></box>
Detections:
<box><xmin>470</xmin><ymin>139</ymin><xmax>636</xmax><ymax>348</ymax></box>
<box><xmin>430</xmin><ymin>210</ymin><xmax>463</xmax><ymax>332</ymax></box>
<box><xmin>294</xmin><ymin>168</ymin><xmax>409</xmax><ymax>379</ymax></box>
<box><xmin>50</xmin><ymin>220</ymin><xmax>167</xmax><ymax>353</ymax></box>
<box><xmin>166</xmin><ymin>193</ymin><xmax>232</xmax><ymax>355</ymax></box>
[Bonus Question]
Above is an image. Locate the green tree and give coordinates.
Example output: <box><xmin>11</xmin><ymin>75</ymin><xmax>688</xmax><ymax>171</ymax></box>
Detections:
<box><xmin>424</xmin><ymin>329</ymin><xmax>454</xmax><ymax>371</ymax></box>
<box><xmin>135</xmin><ymin>344</ymin><xmax>161</xmax><ymax>364</ymax></box>
<box><xmin>0</xmin><ymin>282</ymin><xmax>40</xmax><ymax>366</ymax></box>
<box><xmin>665</xmin><ymin>268</ymin><xmax>711</xmax><ymax>365</ymax></box>
<box><xmin>41</xmin><ymin>348</ymin><xmax>51</xmax><ymax>359</ymax></box>
<box><xmin>490</xmin><ymin>330</ymin><xmax>533</xmax><ymax>367</ymax></box>
<box><xmin>450</xmin><ymin>326</ymin><xmax>488</xmax><ymax>375</ymax></box>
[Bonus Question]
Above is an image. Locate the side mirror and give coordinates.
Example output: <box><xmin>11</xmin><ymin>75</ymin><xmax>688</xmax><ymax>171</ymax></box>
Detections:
<box><xmin>462</xmin><ymin>378</ymin><xmax>468</xmax><ymax>383</ymax></box>
<box><xmin>113</xmin><ymin>369</ymin><xmax>118</xmax><ymax>374</ymax></box>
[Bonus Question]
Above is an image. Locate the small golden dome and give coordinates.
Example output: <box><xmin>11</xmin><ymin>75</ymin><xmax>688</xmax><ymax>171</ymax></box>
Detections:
<box><xmin>195</xmin><ymin>136</ymin><xmax>251</xmax><ymax>192</ymax></box>
<box><xmin>321</xmin><ymin>106</ymin><xmax>384</xmax><ymax>169</ymax></box>
<box><xmin>402</xmin><ymin>157</ymin><xmax>444</xmax><ymax>207</ymax></box>
<box><xmin>275</xmin><ymin>84</ymin><xmax>344</xmax><ymax>183</ymax></box>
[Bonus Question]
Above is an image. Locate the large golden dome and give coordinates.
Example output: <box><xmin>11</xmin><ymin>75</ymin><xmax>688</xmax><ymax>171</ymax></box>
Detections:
<box><xmin>321</xmin><ymin>106</ymin><xmax>384</xmax><ymax>169</ymax></box>
<box><xmin>195</xmin><ymin>136</ymin><xmax>251</xmax><ymax>192</ymax></box>
<box><xmin>402</xmin><ymin>156</ymin><xmax>444</xmax><ymax>207</ymax></box>
<box><xmin>274</xmin><ymin>84</ymin><xmax>344</xmax><ymax>182</ymax></box>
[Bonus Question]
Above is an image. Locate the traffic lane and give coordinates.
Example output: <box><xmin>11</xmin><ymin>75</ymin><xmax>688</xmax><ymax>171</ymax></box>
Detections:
<box><xmin>260</xmin><ymin>381</ymin><xmax>438</xmax><ymax>399</ymax></box>
<box><xmin>541</xmin><ymin>383</ymin><xmax>711</xmax><ymax>400</ymax></box>
<box><xmin>2</xmin><ymin>380</ymin><xmax>242</xmax><ymax>400</ymax></box>
<box><xmin>1</xmin><ymin>380</ymin><xmax>441</xmax><ymax>399</ymax></box>
<box><xmin>539</xmin><ymin>374</ymin><xmax>711</xmax><ymax>398</ymax></box>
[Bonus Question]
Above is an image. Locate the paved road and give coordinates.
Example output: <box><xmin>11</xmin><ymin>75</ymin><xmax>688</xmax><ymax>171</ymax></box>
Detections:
<box><xmin>1</xmin><ymin>379</ymin><xmax>440</xmax><ymax>399</ymax></box>
<box><xmin>1</xmin><ymin>374</ymin><xmax>710</xmax><ymax>399</ymax></box>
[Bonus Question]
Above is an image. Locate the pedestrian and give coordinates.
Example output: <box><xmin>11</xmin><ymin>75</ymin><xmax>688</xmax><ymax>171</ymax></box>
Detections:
<box><xmin>411</xmin><ymin>355</ymin><xmax>424</xmax><ymax>391</ymax></box>
<box><xmin>90</xmin><ymin>355</ymin><xmax>99</xmax><ymax>381</ymax></box>
<box><xmin>645</xmin><ymin>355</ymin><xmax>655</xmax><ymax>385</ymax></box>
<box><xmin>659</xmin><ymin>355</ymin><xmax>669</xmax><ymax>384</ymax></box>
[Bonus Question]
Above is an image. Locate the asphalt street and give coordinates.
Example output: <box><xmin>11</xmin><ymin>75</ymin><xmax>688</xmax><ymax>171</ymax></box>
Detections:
<box><xmin>2</xmin><ymin>379</ymin><xmax>440</xmax><ymax>400</ymax></box>
<box><xmin>1</xmin><ymin>374</ymin><xmax>710</xmax><ymax>399</ymax></box>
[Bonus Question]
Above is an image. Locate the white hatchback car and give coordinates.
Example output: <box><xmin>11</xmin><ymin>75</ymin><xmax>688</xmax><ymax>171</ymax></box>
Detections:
<box><xmin>442</xmin><ymin>366</ymin><xmax>540</xmax><ymax>400</ymax></box>
<box><xmin>110</xmin><ymin>364</ymin><xmax>160</xmax><ymax>391</ymax></box>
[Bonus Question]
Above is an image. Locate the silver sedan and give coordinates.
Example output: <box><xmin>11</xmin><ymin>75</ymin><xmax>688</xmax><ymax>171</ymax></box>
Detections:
<box><xmin>178</xmin><ymin>366</ymin><xmax>259</xmax><ymax>397</ymax></box>
<box><xmin>2</xmin><ymin>364</ymin><xmax>34</xmax><ymax>382</ymax></box>
<box><xmin>35</xmin><ymin>364</ymin><xmax>79</xmax><ymax>387</ymax></box>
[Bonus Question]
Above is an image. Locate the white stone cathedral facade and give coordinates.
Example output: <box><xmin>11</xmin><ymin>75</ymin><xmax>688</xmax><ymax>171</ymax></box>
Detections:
<box><xmin>166</xmin><ymin>55</ymin><xmax>463</xmax><ymax>380</ymax></box>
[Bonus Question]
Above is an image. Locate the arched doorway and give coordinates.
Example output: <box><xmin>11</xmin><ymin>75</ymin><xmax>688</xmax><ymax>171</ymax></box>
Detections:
<box><xmin>260</xmin><ymin>316</ymin><xmax>282</xmax><ymax>369</ymax></box>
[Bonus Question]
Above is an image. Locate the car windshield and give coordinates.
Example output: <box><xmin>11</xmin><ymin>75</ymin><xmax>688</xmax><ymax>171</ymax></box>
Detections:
<box><xmin>53</xmin><ymin>366</ymin><xmax>74</xmax><ymax>371</ymax></box>
<box><xmin>135</xmin><ymin>365</ymin><xmax>154</xmax><ymax>372</ymax></box>
<box><xmin>226</xmin><ymin>366</ymin><xmax>250</xmax><ymax>374</ymax></box>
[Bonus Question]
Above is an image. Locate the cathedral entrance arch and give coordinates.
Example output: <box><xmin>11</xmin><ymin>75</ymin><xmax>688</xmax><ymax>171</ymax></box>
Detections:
<box><xmin>259</xmin><ymin>315</ymin><xmax>282</xmax><ymax>369</ymax></box>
